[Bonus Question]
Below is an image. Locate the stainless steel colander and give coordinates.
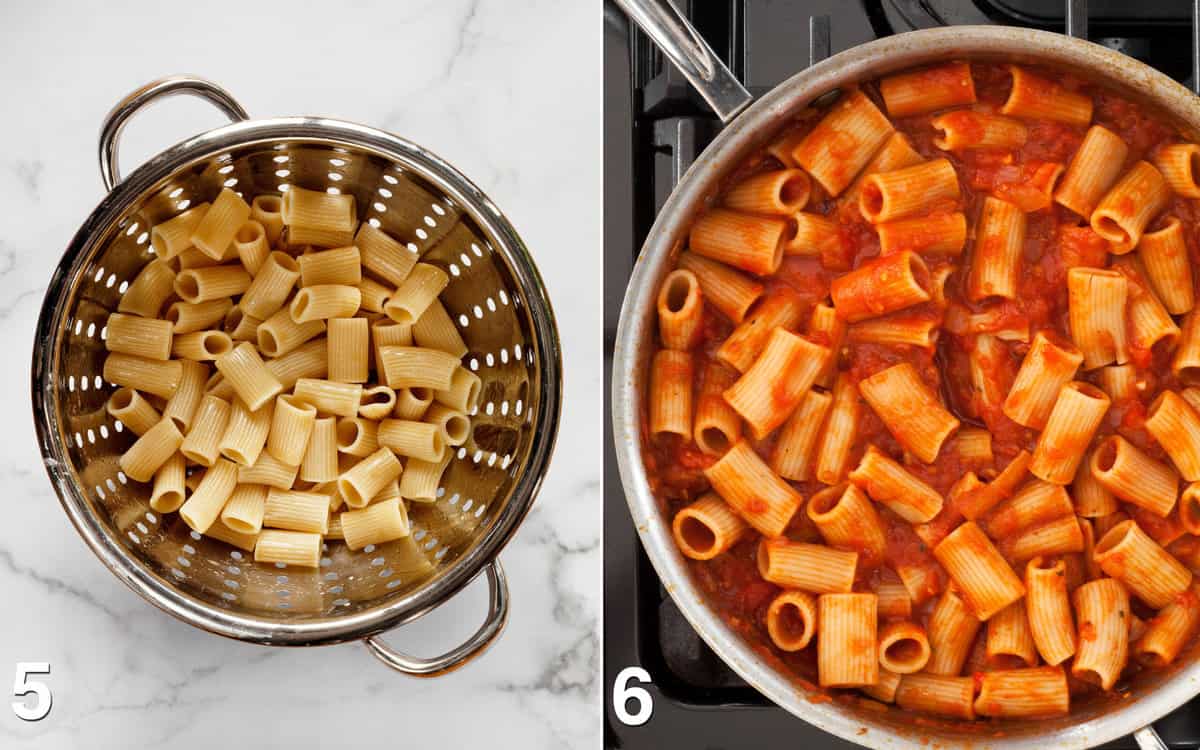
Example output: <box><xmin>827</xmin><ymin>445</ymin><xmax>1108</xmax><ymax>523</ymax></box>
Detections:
<box><xmin>30</xmin><ymin>76</ymin><xmax>561</xmax><ymax>675</ymax></box>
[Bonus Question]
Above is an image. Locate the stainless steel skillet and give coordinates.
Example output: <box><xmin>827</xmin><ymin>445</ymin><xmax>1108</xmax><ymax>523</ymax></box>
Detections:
<box><xmin>610</xmin><ymin>2</ymin><xmax>1200</xmax><ymax>747</ymax></box>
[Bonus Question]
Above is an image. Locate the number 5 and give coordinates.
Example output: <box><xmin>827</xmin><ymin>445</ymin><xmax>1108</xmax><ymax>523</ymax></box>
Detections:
<box><xmin>612</xmin><ymin>666</ymin><xmax>653</xmax><ymax>726</ymax></box>
<box><xmin>12</xmin><ymin>663</ymin><xmax>52</xmax><ymax>722</ymax></box>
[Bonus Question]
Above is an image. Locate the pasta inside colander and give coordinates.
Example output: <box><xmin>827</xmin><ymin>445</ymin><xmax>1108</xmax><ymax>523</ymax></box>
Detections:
<box><xmin>49</xmin><ymin>139</ymin><xmax>543</xmax><ymax>622</ymax></box>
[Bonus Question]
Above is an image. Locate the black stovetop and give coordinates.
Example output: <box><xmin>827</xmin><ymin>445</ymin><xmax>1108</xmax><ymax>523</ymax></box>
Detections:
<box><xmin>603</xmin><ymin>2</ymin><xmax>1200</xmax><ymax>748</ymax></box>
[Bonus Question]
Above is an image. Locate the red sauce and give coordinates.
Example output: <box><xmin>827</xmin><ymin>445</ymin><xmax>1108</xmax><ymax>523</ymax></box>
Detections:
<box><xmin>642</xmin><ymin>62</ymin><xmax>1198</xmax><ymax>723</ymax></box>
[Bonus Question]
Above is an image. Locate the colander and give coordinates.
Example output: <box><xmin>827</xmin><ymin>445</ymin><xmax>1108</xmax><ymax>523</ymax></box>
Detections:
<box><xmin>30</xmin><ymin>76</ymin><xmax>561</xmax><ymax>675</ymax></box>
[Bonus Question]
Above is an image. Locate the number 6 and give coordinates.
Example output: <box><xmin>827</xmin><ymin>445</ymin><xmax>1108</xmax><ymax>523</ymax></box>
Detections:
<box><xmin>12</xmin><ymin>662</ymin><xmax>52</xmax><ymax>722</ymax></box>
<box><xmin>612</xmin><ymin>666</ymin><xmax>653</xmax><ymax>726</ymax></box>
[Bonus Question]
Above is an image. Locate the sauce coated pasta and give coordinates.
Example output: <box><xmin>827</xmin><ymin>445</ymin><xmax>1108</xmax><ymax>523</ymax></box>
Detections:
<box><xmin>646</xmin><ymin>61</ymin><xmax>1200</xmax><ymax>722</ymax></box>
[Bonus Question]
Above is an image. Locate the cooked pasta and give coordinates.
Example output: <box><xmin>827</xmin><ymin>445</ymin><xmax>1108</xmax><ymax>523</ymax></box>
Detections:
<box><xmin>106</xmin><ymin>185</ymin><xmax>475</xmax><ymax>570</ymax></box>
<box><xmin>649</xmin><ymin>67</ymin><xmax>1200</xmax><ymax>714</ymax></box>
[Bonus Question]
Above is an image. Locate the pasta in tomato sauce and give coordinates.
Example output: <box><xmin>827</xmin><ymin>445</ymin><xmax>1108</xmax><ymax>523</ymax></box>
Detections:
<box><xmin>644</xmin><ymin>61</ymin><xmax>1200</xmax><ymax>722</ymax></box>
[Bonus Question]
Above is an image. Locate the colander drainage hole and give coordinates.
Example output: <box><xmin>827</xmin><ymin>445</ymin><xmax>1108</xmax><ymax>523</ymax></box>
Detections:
<box><xmin>387</xmin><ymin>579</ymin><xmax>402</xmax><ymax>589</ymax></box>
<box><xmin>378</xmin><ymin>568</ymin><xmax>393</xmax><ymax>578</ymax></box>
<box><xmin>320</xmin><ymin>557</ymin><xmax>333</xmax><ymax>567</ymax></box>
<box><xmin>227</xmin><ymin>565</ymin><xmax>241</xmax><ymax>575</ymax></box>
<box><xmin>329</xmin><ymin>586</ymin><xmax>344</xmax><ymax>595</ymax></box>
<box><xmin>222</xmin><ymin>592</ymin><xmax>237</xmax><ymax>601</ymax></box>
<box><xmin>332</xmin><ymin>598</ymin><xmax>349</xmax><ymax>607</ymax></box>
<box><xmin>370</xmin><ymin>557</ymin><xmax>385</xmax><ymax>567</ymax></box>
<box><xmin>324</xmin><ymin>571</ymin><xmax>338</xmax><ymax>581</ymax></box>
<box><xmin>362</xmin><ymin>545</ymin><xmax>375</xmax><ymax>554</ymax></box>
<box><xmin>275</xmin><ymin>575</ymin><xmax>288</xmax><ymax>584</ymax></box>
<box><xmin>230</xmin><ymin>551</ymin><xmax>243</xmax><ymax>561</ymax></box>
<box><xmin>177</xmin><ymin>557</ymin><xmax>191</xmax><ymax>568</ymax></box>
<box><xmin>223</xmin><ymin>580</ymin><xmax>239</xmax><ymax>589</ymax></box>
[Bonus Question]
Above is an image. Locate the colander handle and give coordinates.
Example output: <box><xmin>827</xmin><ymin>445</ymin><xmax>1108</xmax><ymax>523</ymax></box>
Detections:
<box><xmin>363</xmin><ymin>560</ymin><xmax>509</xmax><ymax>677</ymax></box>
<box><xmin>98</xmin><ymin>76</ymin><xmax>250</xmax><ymax>191</ymax></box>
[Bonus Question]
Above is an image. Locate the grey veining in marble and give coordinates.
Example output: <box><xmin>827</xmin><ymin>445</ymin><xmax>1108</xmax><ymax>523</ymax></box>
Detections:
<box><xmin>0</xmin><ymin>1</ymin><xmax>601</xmax><ymax>747</ymax></box>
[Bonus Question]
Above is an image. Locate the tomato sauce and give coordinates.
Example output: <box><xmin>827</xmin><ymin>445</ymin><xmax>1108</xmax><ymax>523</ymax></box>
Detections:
<box><xmin>642</xmin><ymin>62</ymin><xmax>1200</xmax><ymax>721</ymax></box>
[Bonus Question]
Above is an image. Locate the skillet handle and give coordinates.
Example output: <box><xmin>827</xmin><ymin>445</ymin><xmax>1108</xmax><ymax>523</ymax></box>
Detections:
<box><xmin>98</xmin><ymin>76</ymin><xmax>249</xmax><ymax>191</ymax></box>
<box><xmin>363</xmin><ymin>560</ymin><xmax>509</xmax><ymax>677</ymax></box>
<box><xmin>611</xmin><ymin>0</ymin><xmax>752</xmax><ymax>123</ymax></box>
<box><xmin>1133</xmin><ymin>725</ymin><xmax>1167</xmax><ymax>750</ymax></box>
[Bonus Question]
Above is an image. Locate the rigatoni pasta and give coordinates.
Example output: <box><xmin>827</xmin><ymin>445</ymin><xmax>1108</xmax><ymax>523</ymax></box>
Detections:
<box><xmin>641</xmin><ymin>59</ymin><xmax>1200</xmax><ymax>723</ymax></box>
<box><xmin>105</xmin><ymin>185</ymin><xmax>477</xmax><ymax>573</ymax></box>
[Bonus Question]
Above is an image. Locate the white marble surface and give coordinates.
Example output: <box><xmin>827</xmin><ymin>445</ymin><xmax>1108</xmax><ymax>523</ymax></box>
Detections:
<box><xmin>0</xmin><ymin>1</ymin><xmax>600</xmax><ymax>747</ymax></box>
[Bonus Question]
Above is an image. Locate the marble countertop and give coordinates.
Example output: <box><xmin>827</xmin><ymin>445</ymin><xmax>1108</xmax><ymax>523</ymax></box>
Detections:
<box><xmin>0</xmin><ymin>1</ymin><xmax>600</xmax><ymax>747</ymax></box>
